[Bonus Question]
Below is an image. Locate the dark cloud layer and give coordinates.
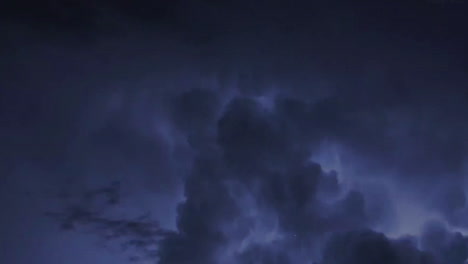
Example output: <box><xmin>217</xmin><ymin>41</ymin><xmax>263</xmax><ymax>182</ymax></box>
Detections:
<box><xmin>2</xmin><ymin>0</ymin><xmax>468</xmax><ymax>264</ymax></box>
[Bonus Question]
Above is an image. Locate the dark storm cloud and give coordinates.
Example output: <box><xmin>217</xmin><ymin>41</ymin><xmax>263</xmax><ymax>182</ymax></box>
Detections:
<box><xmin>50</xmin><ymin>93</ymin><xmax>406</xmax><ymax>263</ymax></box>
<box><xmin>45</xmin><ymin>83</ymin><xmax>468</xmax><ymax>263</ymax></box>
<box><xmin>3</xmin><ymin>0</ymin><xmax>468</xmax><ymax>264</ymax></box>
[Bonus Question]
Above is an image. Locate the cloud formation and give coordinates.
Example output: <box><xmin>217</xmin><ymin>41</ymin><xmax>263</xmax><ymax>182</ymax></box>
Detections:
<box><xmin>2</xmin><ymin>1</ymin><xmax>468</xmax><ymax>264</ymax></box>
<box><xmin>46</xmin><ymin>85</ymin><xmax>468</xmax><ymax>263</ymax></box>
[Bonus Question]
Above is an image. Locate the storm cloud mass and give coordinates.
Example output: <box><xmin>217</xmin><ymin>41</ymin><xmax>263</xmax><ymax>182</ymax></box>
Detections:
<box><xmin>1</xmin><ymin>0</ymin><xmax>468</xmax><ymax>263</ymax></box>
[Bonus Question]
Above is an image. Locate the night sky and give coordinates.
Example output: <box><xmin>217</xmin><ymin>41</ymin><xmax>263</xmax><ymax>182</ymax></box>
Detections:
<box><xmin>1</xmin><ymin>0</ymin><xmax>468</xmax><ymax>263</ymax></box>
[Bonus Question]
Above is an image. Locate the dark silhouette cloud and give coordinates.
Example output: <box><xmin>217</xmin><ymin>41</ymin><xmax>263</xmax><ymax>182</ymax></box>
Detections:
<box><xmin>322</xmin><ymin>229</ymin><xmax>438</xmax><ymax>264</ymax></box>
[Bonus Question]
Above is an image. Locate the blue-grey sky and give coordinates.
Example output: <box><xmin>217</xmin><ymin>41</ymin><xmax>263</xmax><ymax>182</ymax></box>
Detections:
<box><xmin>1</xmin><ymin>1</ymin><xmax>468</xmax><ymax>263</ymax></box>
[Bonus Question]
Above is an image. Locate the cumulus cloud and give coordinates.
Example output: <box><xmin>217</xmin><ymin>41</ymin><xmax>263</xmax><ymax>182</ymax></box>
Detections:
<box><xmin>49</xmin><ymin>90</ymin><xmax>468</xmax><ymax>264</ymax></box>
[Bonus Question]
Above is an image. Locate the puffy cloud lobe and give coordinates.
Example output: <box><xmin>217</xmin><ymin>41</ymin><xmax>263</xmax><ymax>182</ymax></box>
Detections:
<box><xmin>317</xmin><ymin>221</ymin><xmax>468</xmax><ymax>264</ymax></box>
<box><xmin>157</xmin><ymin>156</ymin><xmax>240</xmax><ymax>264</ymax></box>
<box><xmin>420</xmin><ymin>221</ymin><xmax>468</xmax><ymax>264</ymax></box>
<box><xmin>322</xmin><ymin>230</ymin><xmax>399</xmax><ymax>264</ymax></box>
<box><xmin>322</xmin><ymin>229</ymin><xmax>438</xmax><ymax>264</ymax></box>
